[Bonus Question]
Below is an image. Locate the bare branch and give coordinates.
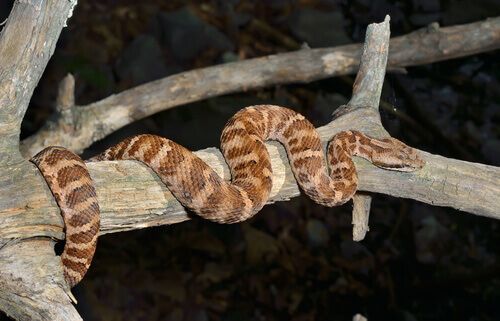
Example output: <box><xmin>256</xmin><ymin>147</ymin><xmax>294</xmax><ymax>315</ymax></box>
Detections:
<box><xmin>353</xmin><ymin>313</ymin><xmax>368</xmax><ymax>321</ymax></box>
<box><xmin>338</xmin><ymin>15</ymin><xmax>391</xmax><ymax>239</ymax></box>
<box><xmin>0</xmin><ymin>0</ymin><xmax>76</xmax><ymax>165</ymax></box>
<box><xmin>3</xmin><ymin>108</ymin><xmax>499</xmax><ymax>242</ymax></box>
<box><xmin>349</xmin><ymin>15</ymin><xmax>390</xmax><ymax>110</ymax></box>
<box><xmin>352</xmin><ymin>194</ymin><xmax>372</xmax><ymax>241</ymax></box>
<box><xmin>56</xmin><ymin>74</ymin><xmax>75</xmax><ymax>112</ymax></box>
<box><xmin>0</xmin><ymin>1</ymin><xmax>80</xmax><ymax>319</ymax></box>
<box><xmin>20</xmin><ymin>17</ymin><xmax>500</xmax><ymax>157</ymax></box>
<box><xmin>0</xmin><ymin>239</ymin><xmax>80</xmax><ymax>321</ymax></box>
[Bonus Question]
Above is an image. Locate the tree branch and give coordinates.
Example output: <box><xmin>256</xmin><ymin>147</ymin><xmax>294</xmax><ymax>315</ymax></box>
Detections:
<box><xmin>338</xmin><ymin>15</ymin><xmax>390</xmax><ymax>239</ymax></box>
<box><xmin>20</xmin><ymin>17</ymin><xmax>500</xmax><ymax>157</ymax></box>
<box><xmin>3</xmin><ymin>107</ymin><xmax>498</xmax><ymax>242</ymax></box>
<box><xmin>352</xmin><ymin>194</ymin><xmax>372</xmax><ymax>241</ymax></box>
<box><xmin>0</xmin><ymin>239</ymin><xmax>80</xmax><ymax>321</ymax></box>
<box><xmin>0</xmin><ymin>0</ymin><xmax>80</xmax><ymax>319</ymax></box>
<box><xmin>0</xmin><ymin>0</ymin><xmax>76</xmax><ymax>165</ymax></box>
<box><xmin>349</xmin><ymin>16</ymin><xmax>390</xmax><ymax>110</ymax></box>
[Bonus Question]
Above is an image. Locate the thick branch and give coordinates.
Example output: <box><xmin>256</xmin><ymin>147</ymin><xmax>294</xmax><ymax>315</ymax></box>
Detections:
<box><xmin>0</xmin><ymin>239</ymin><xmax>80</xmax><ymax>321</ymax></box>
<box><xmin>0</xmin><ymin>0</ymin><xmax>76</xmax><ymax>165</ymax></box>
<box><xmin>20</xmin><ymin>17</ymin><xmax>500</xmax><ymax>157</ymax></box>
<box><xmin>0</xmin><ymin>1</ymin><xmax>80</xmax><ymax>319</ymax></box>
<box><xmin>2</xmin><ymin>108</ymin><xmax>499</xmax><ymax>242</ymax></box>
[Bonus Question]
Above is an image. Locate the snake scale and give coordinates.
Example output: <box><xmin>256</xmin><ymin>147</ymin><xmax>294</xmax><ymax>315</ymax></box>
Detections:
<box><xmin>31</xmin><ymin>105</ymin><xmax>425</xmax><ymax>287</ymax></box>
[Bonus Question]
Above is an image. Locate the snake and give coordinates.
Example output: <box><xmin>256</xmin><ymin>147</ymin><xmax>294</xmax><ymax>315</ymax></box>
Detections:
<box><xmin>30</xmin><ymin>105</ymin><xmax>425</xmax><ymax>287</ymax></box>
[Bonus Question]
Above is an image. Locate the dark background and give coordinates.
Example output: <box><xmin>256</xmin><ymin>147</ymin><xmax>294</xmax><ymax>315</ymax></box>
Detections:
<box><xmin>1</xmin><ymin>0</ymin><xmax>500</xmax><ymax>320</ymax></box>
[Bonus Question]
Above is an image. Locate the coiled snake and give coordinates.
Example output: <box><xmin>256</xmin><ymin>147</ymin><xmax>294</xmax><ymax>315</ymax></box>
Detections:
<box><xmin>31</xmin><ymin>105</ymin><xmax>425</xmax><ymax>287</ymax></box>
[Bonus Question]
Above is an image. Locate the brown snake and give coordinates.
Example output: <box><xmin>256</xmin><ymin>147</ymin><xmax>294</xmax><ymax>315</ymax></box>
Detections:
<box><xmin>31</xmin><ymin>105</ymin><xmax>425</xmax><ymax>287</ymax></box>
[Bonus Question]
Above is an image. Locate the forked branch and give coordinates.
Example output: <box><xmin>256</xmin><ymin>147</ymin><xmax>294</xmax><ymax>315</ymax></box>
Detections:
<box><xmin>0</xmin><ymin>1</ymin><xmax>80</xmax><ymax>320</ymax></box>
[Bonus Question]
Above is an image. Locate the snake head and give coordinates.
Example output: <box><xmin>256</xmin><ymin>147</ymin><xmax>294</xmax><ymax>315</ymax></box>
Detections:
<box><xmin>371</xmin><ymin>137</ymin><xmax>425</xmax><ymax>172</ymax></box>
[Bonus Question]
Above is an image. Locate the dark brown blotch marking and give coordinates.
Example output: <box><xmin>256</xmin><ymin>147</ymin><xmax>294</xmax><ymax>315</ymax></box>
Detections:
<box><xmin>65</xmin><ymin>246</ymin><xmax>94</xmax><ymax>260</ymax></box>
<box><xmin>126</xmin><ymin>135</ymin><xmax>151</xmax><ymax>158</ymax></box>
<box><xmin>368</xmin><ymin>143</ymin><xmax>385</xmax><ymax>153</ymax></box>
<box><xmin>238</xmin><ymin>117</ymin><xmax>260</xmax><ymax>135</ymax></box>
<box><xmin>62</xmin><ymin>257</ymin><xmax>87</xmax><ymax>275</ymax></box>
<box><xmin>246</xmin><ymin>108</ymin><xmax>265</xmax><ymax>128</ymax></box>
<box><xmin>233</xmin><ymin>160</ymin><xmax>258</xmax><ymax>171</ymax></box>
<box><xmin>165</xmin><ymin>143</ymin><xmax>187</xmax><ymax>165</ymax></box>
<box><xmin>43</xmin><ymin>148</ymin><xmax>82</xmax><ymax>167</ymax></box>
<box><xmin>110</xmin><ymin>137</ymin><xmax>133</xmax><ymax>159</ymax></box>
<box><xmin>358</xmin><ymin>135</ymin><xmax>370</xmax><ymax>146</ymax></box>
<box><xmin>221</xmin><ymin>127</ymin><xmax>247</xmax><ymax>144</ymax></box>
<box><xmin>298</xmin><ymin>173</ymin><xmax>311</xmax><ymax>184</ymax></box>
<box><xmin>234</xmin><ymin>172</ymin><xmax>249</xmax><ymax>180</ymax></box>
<box><xmin>67</xmin><ymin>223</ymin><xmax>99</xmax><ymax>244</ymax></box>
<box><xmin>289</xmin><ymin>145</ymin><xmax>306</xmax><ymax>154</ymax></box>
<box><xmin>287</xmin><ymin>137</ymin><xmax>299</xmax><ymax>147</ymax></box>
<box><xmin>358</xmin><ymin>146</ymin><xmax>373</xmax><ymax>158</ymax></box>
<box><xmin>293</xmin><ymin>156</ymin><xmax>322</xmax><ymax>174</ymax></box>
<box><xmin>184</xmin><ymin>166</ymin><xmax>212</xmax><ymax>202</ymax></box>
<box><xmin>189</xmin><ymin>157</ymin><xmax>215</xmax><ymax>181</ymax></box>
<box><xmin>346</xmin><ymin>164</ymin><xmax>356</xmax><ymax>178</ymax></box>
<box><xmin>141</xmin><ymin>137</ymin><xmax>169</xmax><ymax>164</ymax></box>
<box><xmin>56</xmin><ymin>165</ymin><xmax>89</xmax><ymax>189</ymax></box>
<box><xmin>67</xmin><ymin>201</ymin><xmax>99</xmax><ymax>226</ymax></box>
<box><xmin>225</xmin><ymin>146</ymin><xmax>253</xmax><ymax>161</ymax></box>
<box><xmin>65</xmin><ymin>184</ymin><xmax>97</xmax><ymax>209</ymax></box>
<box><xmin>334</xmin><ymin>144</ymin><xmax>350</xmax><ymax>160</ymax></box>
<box><xmin>333</xmin><ymin>181</ymin><xmax>346</xmax><ymax>190</ymax></box>
<box><xmin>330</xmin><ymin>167</ymin><xmax>343</xmax><ymax>177</ymax></box>
<box><xmin>282</xmin><ymin>118</ymin><xmax>308</xmax><ymax>139</ymax></box>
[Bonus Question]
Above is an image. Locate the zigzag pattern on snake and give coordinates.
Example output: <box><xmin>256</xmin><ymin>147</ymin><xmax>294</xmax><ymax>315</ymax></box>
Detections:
<box><xmin>31</xmin><ymin>105</ymin><xmax>425</xmax><ymax>287</ymax></box>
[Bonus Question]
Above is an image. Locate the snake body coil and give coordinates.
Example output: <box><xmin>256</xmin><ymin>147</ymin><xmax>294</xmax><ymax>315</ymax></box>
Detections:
<box><xmin>31</xmin><ymin>105</ymin><xmax>424</xmax><ymax>287</ymax></box>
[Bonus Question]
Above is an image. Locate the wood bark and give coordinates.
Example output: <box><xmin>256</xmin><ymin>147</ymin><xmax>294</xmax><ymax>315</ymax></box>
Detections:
<box><xmin>7</xmin><ymin>107</ymin><xmax>498</xmax><ymax>241</ymax></box>
<box><xmin>0</xmin><ymin>1</ymin><xmax>499</xmax><ymax>319</ymax></box>
<box><xmin>0</xmin><ymin>1</ymin><xmax>80</xmax><ymax>320</ymax></box>
<box><xmin>0</xmin><ymin>239</ymin><xmax>80</xmax><ymax>321</ymax></box>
